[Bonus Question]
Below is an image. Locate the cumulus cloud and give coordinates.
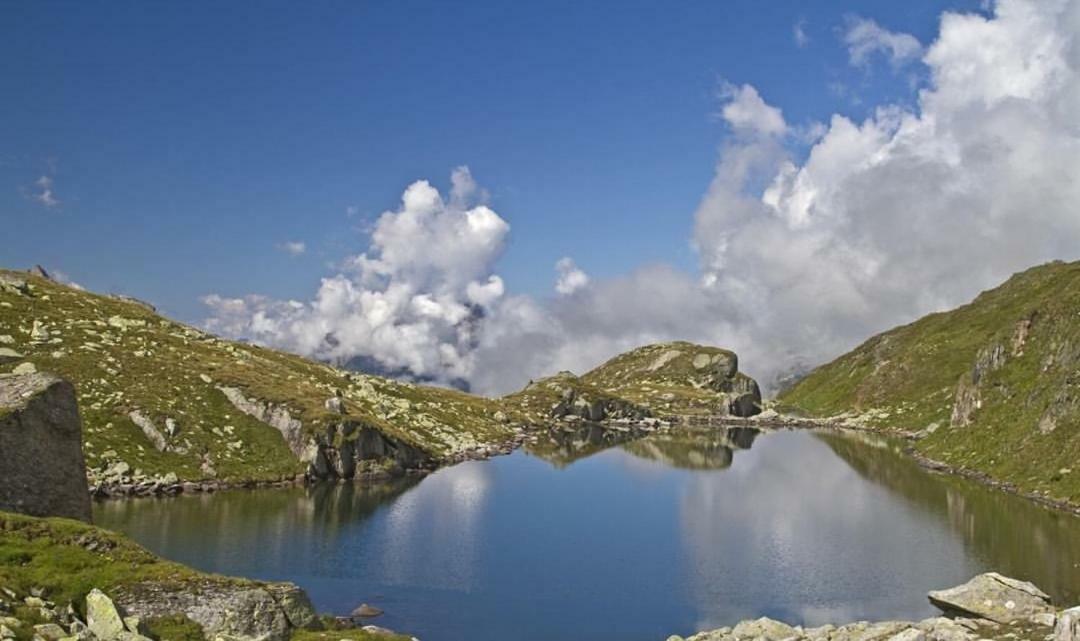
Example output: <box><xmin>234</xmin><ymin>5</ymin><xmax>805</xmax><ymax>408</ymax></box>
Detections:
<box><xmin>204</xmin><ymin>0</ymin><xmax>1080</xmax><ymax>399</ymax></box>
<box><xmin>203</xmin><ymin>166</ymin><xmax>509</xmax><ymax>387</ymax></box>
<box><xmin>842</xmin><ymin>16</ymin><xmax>924</xmax><ymax>68</ymax></box>
<box><xmin>554</xmin><ymin>258</ymin><xmax>589</xmax><ymax>296</ymax></box>
<box><xmin>31</xmin><ymin>175</ymin><xmax>59</xmax><ymax>208</ymax></box>
<box><xmin>278</xmin><ymin>241</ymin><xmax>307</xmax><ymax>256</ymax></box>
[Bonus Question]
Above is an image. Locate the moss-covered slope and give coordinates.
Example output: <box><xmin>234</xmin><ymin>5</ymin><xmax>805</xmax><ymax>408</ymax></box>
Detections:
<box><xmin>781</xmin><ymin>260</ymin><xmax>1080</xmax><ymax>504</ymax></box>
<box><xmin>0</xmin><ymin>269</ymin><xmax>514</xmax><ymax>487</ymax></box>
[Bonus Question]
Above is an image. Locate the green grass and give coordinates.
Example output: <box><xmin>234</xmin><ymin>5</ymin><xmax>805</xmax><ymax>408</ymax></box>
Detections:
<box><xmin>781</xmin><ymin>260</ymin><xmax>1080</xmax><ymax>504</ymax></box>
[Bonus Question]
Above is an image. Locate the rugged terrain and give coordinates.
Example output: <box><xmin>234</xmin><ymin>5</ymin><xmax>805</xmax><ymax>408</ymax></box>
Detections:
<box><xmin>781</xmin><ymin>260</ymin><xmax>1080</xmax><ymax>505</ymax></box>
<box><xmin>0</xmin><ymin>268</ymin><xmax>760</xmax><ymax>494</ymax></box>
<box><xmin>0</xmin><ymin>269</ymin><xmax>516</xmax><ymax>492</ymax></box>
<box><xmin>506</xmin><ymin>341</ymin><xmax>762</xmax><ymax>424</ymax></box>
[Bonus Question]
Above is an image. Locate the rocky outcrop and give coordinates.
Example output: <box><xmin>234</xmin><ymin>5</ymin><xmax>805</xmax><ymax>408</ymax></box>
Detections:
<box><xmin>219</xmin><ymin>385</ymin><xmax>431</xmax><ymax>480</ymax></box>
<box><xmin>0</xmin><ymin>372</ymin><xmax>91</xmax><ymax>522</ymax></box>
<box><xmin>666</xmin><ymin>573</ymin><xmax>1067</xmax><ymax>641</ymax></box>
<box><xmin>927</xmin><ymin>572</ymin><xmax>1053</xmax><ymax>623</ymax></box>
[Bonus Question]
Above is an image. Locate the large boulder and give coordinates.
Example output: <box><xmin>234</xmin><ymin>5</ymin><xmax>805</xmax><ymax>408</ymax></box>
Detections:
<box><xmin>115</xmin><ymin>580</ymin><xmax>317</xmax><ymax>641</ymax></box>
<box><xmin>0</xmin><ymin>372</ymin><xmax>92</xmax><ymax>522</ymax></box>
<box><xmin>927</xmin><ymin>573</ymin><xmax>1053</xmax><ymax>623</ymax></box>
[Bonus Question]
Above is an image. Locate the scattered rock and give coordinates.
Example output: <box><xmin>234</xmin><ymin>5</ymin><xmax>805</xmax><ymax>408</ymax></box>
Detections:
<box><xmin>0</xmin><ymin>349</ymin><xmax>22</xmax><ymax>364</ymax></box>
<box><xmin>351</xmin><ymin>604</ymin><xmax>383</xmax><ymax>618</ymax></box>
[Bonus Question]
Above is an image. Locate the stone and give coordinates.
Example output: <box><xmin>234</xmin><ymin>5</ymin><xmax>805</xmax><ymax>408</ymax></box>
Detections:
<box><xmin>889</xmin><ymin>629</ymin><xmax>926</xmax><ymax>641</ymax></box>
<box><xmin>12</xmin><ymin>362</ymin><xmax>36</xmax><ymax>375</ymax></box>
<box><xmin>86</xmin><ymin>589</ymin><xmax>127</xmax><ymax>640</ymax></box>
<box><xmin>115</xmin><ymin>581</ymin><xmax>313</xmax><ymax>641</ymax></box>
<box><xmin>128</xmin><ymin>411</ymin><xmax>167</xmax><ymax>452</ymax></box>
<box><xmin>730</xmin><ymin>616</ymin><xmax>799</xmax><ymax>641</ymax></box>
<box><xmin>265</xmin><ymin>584</ymin><xmax>317</xmax><ymax>630</ymax></box>
<box><xmin>0</xmin><ymin>373</ymin><xmax>92</xmax><ymax>522</ymax></box>
<box><xmin>0</xmin><ymin>349</ymin><xmax>22</xmax><ymax>364</ymax></box>
<box><xmin>1057</xmin><ymin>607</ymin><xmax>1080</xmax><ymax>641</ymax></box>
<box><xmin>32</xmin><ymin>623</ymin><xmax>67</xmax><ymax>640</ymax></box>
<box><xmin>324</xmin><ymin>396</ymin><xmax>345</xmax><ymax>414</ymax></box>
<box><xmin>0</xmin><ymin>624</ymin><xmax>14</xmax><ymax>639</ymax></box>
<box><xmin>928</xmin><ymin>573</ymin><xmax>1053</xmax><ymax>623</ymax></box>
<box><xmin>351</xmin><ymin>604</ymin><xmax>383</xmax><ymax>618</ymax></box>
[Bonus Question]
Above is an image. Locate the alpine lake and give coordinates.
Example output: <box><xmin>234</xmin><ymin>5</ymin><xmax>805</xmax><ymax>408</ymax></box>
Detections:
<box><xmin>94</xmin><ymin>425</ymin><xmax>1080</xmax><ymax>641</ymax></box>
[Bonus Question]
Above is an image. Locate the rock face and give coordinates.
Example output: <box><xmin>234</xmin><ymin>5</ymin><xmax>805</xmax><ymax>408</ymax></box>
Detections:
<box><xmin>115</xmin><ymin>581</ymin><xmax>316</xmax><ymax>641</ymax></box>
<box><xmin>1058</xmin><ymin>607</ymin><xmax>1080</xmax><ymax>641</ymax></box>
<box><xmin>219</xmin><ymin>385</ymin><xmax>430</xmax><ymax>480</ymax></box>
<box><xmin>0</xmin><ymin>372</ymin><xmax>91</xmax><ymax>522</ymax></box>
<box><xmin>927</xmin><ymin>572</ymin><xmax>1053</xmax><ymax>623</ymax></box>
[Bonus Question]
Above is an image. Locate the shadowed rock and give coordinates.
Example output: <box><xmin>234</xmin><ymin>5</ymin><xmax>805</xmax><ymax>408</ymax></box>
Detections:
<box><xmin>928</xmin><ymin>572</ymin><xmax>1053</xmax><ymax>623</ymax></box>
<box><xmin>0</xmin><ymin>372</ymin><xmax>91</xmax><ymax>522</ymax></box>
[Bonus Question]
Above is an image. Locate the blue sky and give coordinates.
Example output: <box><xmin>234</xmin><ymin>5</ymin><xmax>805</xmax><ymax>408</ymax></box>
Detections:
<box><xmin>2</xmin><ymin>0</ymin><xmax>983</xmax><ymax>323</ymax></box>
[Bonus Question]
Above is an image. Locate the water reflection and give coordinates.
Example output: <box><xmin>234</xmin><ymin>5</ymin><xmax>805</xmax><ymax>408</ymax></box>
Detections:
<box><xmin>93</xmin><ymin>427</ymin><xmax>1080</xmax><ymax>641</ymax></box>
<box><xmin>817</xmin><ymin>430</ymin><xmax>1080</xmax><ymax>605</ymax></box>
<box><xmin>622</xmin><ymin>427</ymin><xmax>759</xmax><ymax>470</ymax></box>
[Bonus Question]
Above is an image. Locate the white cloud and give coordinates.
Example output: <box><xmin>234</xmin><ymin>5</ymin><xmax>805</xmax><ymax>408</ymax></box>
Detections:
<box><xmin>278</xmin><ymin>241</ymin><xmax>307</xmax><ymax>256</ymax></box>
<box><xmin>843</xmin><ymin>16</ymin><xmax>924</xmax><ymax>68</ymax></box>
<box><xmin>203</xmin><ymin>166</ymin><xmax>509</xmax><ymax>386</ymax></box>
<box><xmin>718</xmin><ymin>84</ymin><xmax>787</xmax><ymax>137</ymax></box>
<box><xmin>793</xmin><ymin>19</ymin><xmax>810</xmax><ymax>48</ymax></box>
<box><xmin>554</xmin><ymin>257</ymin><xmax>589</xmax><ymax>295</ymax></box>
<box><xmin>203</xmin><ymin>0</ymin><xmax>1080</xmax><ymax>399</ymax></box>
<box><xmin>32</xmin><ymin>175</ymin><xmax>59</xmax><ymax>208</ymax></box>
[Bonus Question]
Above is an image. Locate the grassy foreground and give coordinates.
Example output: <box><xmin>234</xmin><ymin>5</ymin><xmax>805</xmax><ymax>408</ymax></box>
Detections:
<box><xmin>781</xmin><ymin>260</ymin><xmax>1080</xmax><ymax>505</ymax></box>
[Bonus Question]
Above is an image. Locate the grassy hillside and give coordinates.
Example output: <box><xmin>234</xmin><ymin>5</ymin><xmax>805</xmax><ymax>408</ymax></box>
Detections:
<box><xmin>0</xmin><ymin>269</ymin><xmax>515</xmax><ymax>486</ymax></box>
<box><xmin>781</xmin><ymin>260</ymin><xmax>1080</xmax><ymax>504</ymax></box>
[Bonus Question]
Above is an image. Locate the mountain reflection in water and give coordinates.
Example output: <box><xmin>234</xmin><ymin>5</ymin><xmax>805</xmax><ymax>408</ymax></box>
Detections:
<box><xmin>95</xmin><ymin>426</ymin><xmax>1080</xmax><ymax>641</ymax></box>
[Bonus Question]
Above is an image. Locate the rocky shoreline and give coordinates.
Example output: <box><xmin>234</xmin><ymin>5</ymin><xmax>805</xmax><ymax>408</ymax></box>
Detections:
<box><xmin>667</xmin><ymin>573</ymin><xmax>1080</xmax><ymax>641</ymax></box>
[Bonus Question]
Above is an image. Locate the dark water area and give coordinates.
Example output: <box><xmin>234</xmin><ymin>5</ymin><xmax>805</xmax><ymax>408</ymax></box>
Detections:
<box><xmin>94</xmin><ymin>427</ymin><xmax>1080</xmax><ymax>641</ymax></box>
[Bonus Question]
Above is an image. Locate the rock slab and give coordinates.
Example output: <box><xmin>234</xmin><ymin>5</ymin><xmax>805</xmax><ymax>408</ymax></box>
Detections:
<box><xmin>927</xmin><ymin>572</ymin><xmax>1053</xmax><ymax>623</ymax></box>
<box><xmin>0</xmin><ymin>372</ymin><xmax>92</xmax><ymax>522</ymax></box>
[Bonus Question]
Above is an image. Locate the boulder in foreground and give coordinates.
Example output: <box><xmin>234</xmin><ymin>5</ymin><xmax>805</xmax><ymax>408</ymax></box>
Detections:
<box><xmin>0</xmin><ymin>371</ymin><xmax>91</xmax><ymax>522</ymax></box>
<box><xmin>927</xmin><ymin>572</ymin><xmax>1053</xmax><ymax>623</ymax></box>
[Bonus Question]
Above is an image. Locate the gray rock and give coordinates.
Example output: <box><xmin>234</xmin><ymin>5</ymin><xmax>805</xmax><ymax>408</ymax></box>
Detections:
<box><xmin>730</xmin><ymin>616</ymin><xmax>799</xmax><ymax>641</ymax></box>
<box><xmin>31</xmin><ymin>623</ymin><xmax>66</xmax><ymax>641</ymax></box>
<box><xmin>115</xmin><ymin>581</ymin><xmax>315</xmax><ymax>641</ymax></box>
<box><xmin>1058</xmin><ymin>607</ymin><xmax>1080</xmax><ymax>641</ymax></box>
<box><xmin>86</xmin><ymin>589</ymin><xmax>127</xmax><ymax>640</ymax></box>
<box><xmin>352</xmin><ymin>603</ymin><xmax>383</xmax><ymax>618</ymax></box>
<box><xmin>0</xmin><ymin>372</ymin><xmax>92</xmax><ymax>522</ymax></box>
<box><xmin>927</xmin><ymin>573</ymin><xmax>1052</xmax><ymax>623</ymax></box>
<box><xmin>12</xmin><ymin>362</ymin><xmax>36</xmax><ymax>375</ymax></box>
<box><xmin>128</xmin><ymin>411</ymin><xmax>167</xmax><ymax>452</ymax></box>
<box><xmin>0</xmin><ymin>348</ymin><xmax>22</xmax><ymax>365</ymax></box>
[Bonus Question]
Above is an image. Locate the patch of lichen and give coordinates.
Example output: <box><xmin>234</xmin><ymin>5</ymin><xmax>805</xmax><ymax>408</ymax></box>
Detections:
<box><xmin>781</xmin><ymin>260</ymin><xmax>1080</xmax><ymax>505</ymax></box>
<box><xmin>0</xmin><ymin>269</ymin><xmax>514</xmax><ymax>484</ymax></box>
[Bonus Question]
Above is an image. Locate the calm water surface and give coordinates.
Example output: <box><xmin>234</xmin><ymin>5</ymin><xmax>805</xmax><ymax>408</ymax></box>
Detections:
<box><xmin>94</xmin><ymin>427</ymin><xmax>1080</xmax><ymax>641</ymax></box>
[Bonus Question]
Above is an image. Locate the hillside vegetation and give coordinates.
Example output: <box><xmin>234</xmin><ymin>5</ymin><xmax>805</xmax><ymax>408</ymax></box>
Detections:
<box><xmin>0</xmin><ymin>269</ymin><xmax>514</xmax><ymax>488</ymax></box>
<box><xmin>505</xmin><ymin>341</ymin><xmax>762</xmax><ymax>424</ymax></box>
<box><xmin>781</xmin><ymin>260</ymin><xmax>1080</xmax><ymax>504</ymax></box>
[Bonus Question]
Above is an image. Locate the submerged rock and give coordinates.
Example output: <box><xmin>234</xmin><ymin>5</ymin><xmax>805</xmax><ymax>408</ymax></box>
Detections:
<box><xmin>351</xmin><ymin>603</ymin><xmax>383</xmax><ymax>618</ymax></box>
<box><xmin>927</xmin><ymin>572</ymin><xmax>1053</xmax><ymax>623</ymax></box>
